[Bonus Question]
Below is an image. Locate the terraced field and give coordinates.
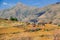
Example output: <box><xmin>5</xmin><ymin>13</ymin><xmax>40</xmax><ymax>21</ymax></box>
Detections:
<box><xmin>0</xmin><ymin>19</ymin><xmax>60</xmax><ymax>40</ymax></box>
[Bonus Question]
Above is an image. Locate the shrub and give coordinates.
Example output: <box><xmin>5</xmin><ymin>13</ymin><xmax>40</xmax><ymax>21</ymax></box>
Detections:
<box><xmin>10</xmin><ymin>16</ymin><xmax>18</xmax><ymax>21</ymax></box>
<box><xmin>36</xmin><ymin>28</ymin><xmax>42</xmax><ymax>31</ymax></box>
<box><xmin>58</xmin><ymin>24</ymin><xmax>60</xmax><ymax>26</ymax></box>
<box><xmin>26</xmin><ymin>28</ymin><xmax>42</xmax><ymax>32</ymax></box>
<box><xmin>44</xmin><ymin>29</ymin><xmax>49</xmax><ymax>31</ymax></box>
<box><xmin>40</xmin><ymin>35</ymin><xmax>44</xmax><ymax>37</ymax></box>
<box><xmin>28</xmin><ymin>29</ymin><xmax>35</xmax><ymax>32</ymax></box>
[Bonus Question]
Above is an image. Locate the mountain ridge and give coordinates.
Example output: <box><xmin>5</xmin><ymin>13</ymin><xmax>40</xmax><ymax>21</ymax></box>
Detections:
<box><xmin>0</xmin><ymin>2</ymin><xmax>60</xmax><ymax>24</ymax></box>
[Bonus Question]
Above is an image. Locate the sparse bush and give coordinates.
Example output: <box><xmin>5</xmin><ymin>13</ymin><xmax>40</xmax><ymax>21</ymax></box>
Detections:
<box><xmin>44</xmin><ymin>29</ymin><xmax>49</xmax><ymax>31</ymax></box>
<box><xmin>10</xmin><ymin>16</ymin><xmax>18</xmax><ymax>21</ymax></box>
<box><xmin>36</xmin><ymin>28</ymin><xmax>42</xmax><ymax>31</ymax></box>
<box><xmin>26</xmin><ymin>28</ymin><xmax>42</xmax><ymax>32</ymax></box>
<box><xmin>28</xmin><ymin>29</ymin><xmax>35</xmax><ymax>32</ymax></box>
<box><xmin>40</xmin><ymin>35</ymin><xmax>44</xmax><ymax>37</ymax></box>
<box><xmin>44</xmin><ymin>29</ymin><xmax>54</xmax><ymax>31</ymax></box>
<box><xmin>58</xmin><ymin>24</ymin><xmax>60</xmax><ymax>26</ymax></box>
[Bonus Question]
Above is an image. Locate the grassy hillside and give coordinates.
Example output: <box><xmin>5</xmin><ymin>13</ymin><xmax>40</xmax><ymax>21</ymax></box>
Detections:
<box><xmin>0</xmin><ymin>19</ymin><xmax>60</xmax><ymax>40</ymax></box>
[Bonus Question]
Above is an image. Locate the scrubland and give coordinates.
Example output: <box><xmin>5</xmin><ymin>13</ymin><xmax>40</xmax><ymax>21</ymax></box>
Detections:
<box><xmin>0</xmin><ymin>19</ymin><xmax>60</xmax><ymax>40</ymax></box>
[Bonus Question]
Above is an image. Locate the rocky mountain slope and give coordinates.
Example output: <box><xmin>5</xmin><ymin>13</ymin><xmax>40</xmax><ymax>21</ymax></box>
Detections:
<box><xmin>0</xmin><ymin>2</ymin><xmax>60</xmax><ymax>24</ymax></box>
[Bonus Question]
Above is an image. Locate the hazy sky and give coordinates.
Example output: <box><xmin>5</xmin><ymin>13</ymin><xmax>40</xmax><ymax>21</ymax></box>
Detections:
<box><xmin>0</xmin><ymin>0</ymin><xmax>60</xmax><ymax>9</ymax></box>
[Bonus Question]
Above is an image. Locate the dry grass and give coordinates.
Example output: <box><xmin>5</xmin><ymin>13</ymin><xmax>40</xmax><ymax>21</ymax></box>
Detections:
<box><xmin>0</xmin><ymin>19</ymin><xmax>60</xmax><ymax>40</ymax></box>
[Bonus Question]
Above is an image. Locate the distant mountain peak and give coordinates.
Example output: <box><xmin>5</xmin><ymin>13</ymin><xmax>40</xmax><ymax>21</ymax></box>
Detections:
<box><xmin>16</xmin><ymin>2</ymin><xmax>27</xmax><ymax>7</ymax></box>
<box><xmin>17</xmin><ymin>2</ymin><xmax>24</xmax><ymax>5</ymax></box>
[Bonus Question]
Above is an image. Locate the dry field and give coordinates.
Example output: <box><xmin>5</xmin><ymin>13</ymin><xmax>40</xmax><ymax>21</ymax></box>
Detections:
<box><xmin>0</xmin><ymin>19</ymin><xmax>60</xmax><ymax>40</ymax></box>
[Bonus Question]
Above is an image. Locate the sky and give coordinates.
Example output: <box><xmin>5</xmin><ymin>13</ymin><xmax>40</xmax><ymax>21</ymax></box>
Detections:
<box><xmin>0</xmin><ymin>0</ymin><xmax>60</xmax><ymax>9</ymax></box>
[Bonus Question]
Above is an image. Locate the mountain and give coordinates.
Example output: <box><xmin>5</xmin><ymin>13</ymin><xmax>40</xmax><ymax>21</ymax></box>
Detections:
<box><xmin>0</xmin><ymin>2</ymin><xmax>60</xmax><ymax>24</ymax></box>
<box><xmin>38</xmin><ymin>2</ymin><xmax>60</xmax><ymax>25</ymax></box>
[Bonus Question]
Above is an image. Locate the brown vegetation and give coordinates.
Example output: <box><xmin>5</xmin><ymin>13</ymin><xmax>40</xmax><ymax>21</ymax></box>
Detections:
<box><xmin>0</xmin><ymin>19</ymin><xmax>60</xmax><ymax>40</ymax></box>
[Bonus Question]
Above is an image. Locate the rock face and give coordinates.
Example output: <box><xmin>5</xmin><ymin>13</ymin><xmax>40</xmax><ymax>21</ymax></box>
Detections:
<box><xmin>0</xmin><ymin>2</ymin><xmax>60</xmax><ymax>24</ymax></box>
